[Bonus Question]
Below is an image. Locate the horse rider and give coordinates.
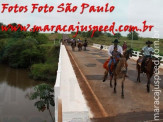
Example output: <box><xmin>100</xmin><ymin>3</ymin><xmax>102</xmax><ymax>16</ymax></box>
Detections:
<box><xmin>141</xmin><ymin>40</ymin><xmax>154</xmax><ymax>72</ymax></box>
<box><xmin>71</xmin><ymin>38</ymin><xmax>76</xmax><ymax>46</ymax></box>
<box><xmin>108</xmin><ymin>39</ymin><xmax>123</xmax><ymax>74</ymax></box>
<box><xmin>84</xmin><ymin>38</ymin><xmax>88</xmax><ymax>45</ymax></box>
<box><xmin>77</xmin><ymin>38</ymin><xmax>82</xmax><ymax>43</ymax></box>
<box><xmin>83</xmin><ymin>38</ymin><xmax>88</xmax><ymax>50</ymax></box>
<box><xmin>122</xmin><ymin>41</ymin><xmax>127</xmax><ymax>52</ymax></box>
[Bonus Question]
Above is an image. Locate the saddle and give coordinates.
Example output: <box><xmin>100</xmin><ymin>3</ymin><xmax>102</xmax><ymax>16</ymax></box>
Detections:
<box><xmin>137</xmin><ymin>57</ymin><xmax>143</xmax><ymax>66</ymax></box>
<box><xmin>103</xmin><ymin>58</ymin><xmax>119</xmax><ymax>73</ymax></box>
<box><xmin>138</xmin><ymin>57</ymin><xmax>151</xmax><ymax>72</ymax></box>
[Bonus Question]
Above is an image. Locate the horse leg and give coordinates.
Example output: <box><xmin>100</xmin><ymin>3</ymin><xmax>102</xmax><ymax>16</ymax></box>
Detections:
<box><xmin>110</xmin><ymin>74</ymin><xmax>113</xmax><ymax>88</ymax></box>
<box><xmin>114</xmin><ymin>75</ymin><xmax>117</xmax><ymax>93</ymax></box>
<box><xmin>136</xmin><ymin>65</ymin><xmax>140</xmax><ymax>82</ymax></box>
<box><xmin>147</xmin><ymin>74</ymin><xmax>151</xmax><ymax>93</ymax></box>
<box><xmin>121</xmin><ymin>76</ymin><xmax>125</xmax><ymax>98</ymax></box>
<box><xmin>103</xmin><ymin>70</ymin><xmax>108</xmax><ymax>82</ymax></box>
<box><xmin>137</xmin><ymin>70</ymin><xmax>141</xmax><ymax>82</ymax></box>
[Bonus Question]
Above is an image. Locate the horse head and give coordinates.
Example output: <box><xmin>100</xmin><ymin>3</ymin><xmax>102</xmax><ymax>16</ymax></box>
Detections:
<box><xmin>123</xmin><ymin>48</ymin><xmax>133</xmax><ymax>60</ymax></box>
<box><xmin>151</xmin><ymin>57</ymin><xmax>161</xmax><ymax>67</ymax></box>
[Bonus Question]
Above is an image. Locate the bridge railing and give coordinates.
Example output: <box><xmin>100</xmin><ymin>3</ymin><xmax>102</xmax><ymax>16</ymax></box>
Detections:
<box><xmin>92</xmin><ymin>43</ymin><xmax>163</xmax><ymax>66</ymax></box>
<box><xmin>55</xmin><ymin>44</ymin><xmax>89</xmax><ymax>122</ymax></box>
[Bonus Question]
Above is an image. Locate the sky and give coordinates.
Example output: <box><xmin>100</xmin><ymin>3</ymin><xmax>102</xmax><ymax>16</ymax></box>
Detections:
<box><xmin>0</xmin><ymin>0</ymin><xmax>162</xmax><ymax>38</ymax></box>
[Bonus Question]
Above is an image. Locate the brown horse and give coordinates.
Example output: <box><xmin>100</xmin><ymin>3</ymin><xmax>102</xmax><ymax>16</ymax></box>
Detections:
<box><xmin>103</xmin><ymin>49</ymin><xmax>133</xmax><ymax>98</ymax></box>
<box><xmin>78</xmin><ymin>42</ymin><xmax>83</xmax><ymax>51</ymax></box>
<box><xmin>136</xmin><ymin>57</ymin><xmax>160</xmax><ymax>92</ymax></box>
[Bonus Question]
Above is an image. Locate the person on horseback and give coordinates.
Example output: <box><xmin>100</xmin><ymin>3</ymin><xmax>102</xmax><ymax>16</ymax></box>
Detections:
<box><xmin>77</xmin><ymin>38</ymin><xmax>83</xmax><ymax>51</ymax></box>
<box><xmin>141</xmin><ymin>40</ymin><xmax>154</xmax><ymax>72</ymax></box>
<box><xmin>77</xmin><ymin>38</ymin><xmax>82</xmax><ymax>43</ymax></box>
<box><xmin>122</xmin><ymin>41</ymin><xmax>127</xmax><ymax>52</ymax></box>
<box><xmin>71</xmin><ymin>38</ymin><xmax>76</xmax><ymax>46</ymax></box>
<box><xmin>108</xmin><ymin>39</ymin><xmax>123</xmax><ymax>74</ymax></box>
<box><xmin>83</xmin><ymin>38</ymin><xmax>88</xmax><ymax>51</ymax></box>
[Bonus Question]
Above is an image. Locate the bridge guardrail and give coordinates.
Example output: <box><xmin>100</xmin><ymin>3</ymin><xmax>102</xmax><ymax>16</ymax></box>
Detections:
<box><xmin>55</xmin><ymin>44</ymin><xmax>89</xmax><ymax>122</ymax></box>
<box><xmin>92</xmin><ymin>43</ymin><xmax>163</xmax><ymax>68</ymax></box>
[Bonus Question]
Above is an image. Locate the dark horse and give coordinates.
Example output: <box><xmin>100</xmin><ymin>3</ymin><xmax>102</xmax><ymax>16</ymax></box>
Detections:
<box><xmin>78</xmin><ymin>42</ymin><xmax>83</xmax><ymax>51</ymax></box>
<box><xmin>71</xmin><ymin>41</ymin><xmax>76</xmax><ymax>51</ymax></box>
<box><xmin>103</xmin><ymin>48</ymin><xmax>133</xmax><ymax>98</ymax></box>
<box><xmin>137</xmin><ymin>56</ymin><xmax>160</xmax><ymax>92</ymax></box>
<box><xmin>83</xmin><ymin>41</ymin><xmax>88</xmax><ymax>51</ymax></box>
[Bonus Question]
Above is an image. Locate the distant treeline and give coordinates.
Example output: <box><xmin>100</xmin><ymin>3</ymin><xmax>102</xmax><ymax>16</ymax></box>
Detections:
<box><xmin>71</xmin><ymin>31</ymin><xmax>139</xmax><ymax>40</ymax></box>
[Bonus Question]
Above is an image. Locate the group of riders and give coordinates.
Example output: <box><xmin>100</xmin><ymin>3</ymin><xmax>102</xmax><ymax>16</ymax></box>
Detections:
<box><xmin>66</xmin><ymin>37</ymin><xmax>155</xmax><ymax>76</ymax></box>
<box><xmin>65</xmin><ymin>37</ymin><xmax>156</xmax><ymax>94</ymax></box>
<box><xmin>103</xmin><ymin>39</ymin><xmax>156</xmax><ymax>95</ymax></box>
<box><xmin>64</xmin><ymin>38</ymin><xmax>88</xmax><ymax>51</ymax></box>
<box><xmin>105</xmin><ymin>39</ymin><xmax>154</xmax><ymax>76</ymax></box>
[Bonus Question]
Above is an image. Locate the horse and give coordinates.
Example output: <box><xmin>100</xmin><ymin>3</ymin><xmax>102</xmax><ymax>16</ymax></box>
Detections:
<box><xmin>67</xmin><ymin>38</ymin><xmax>71</xmax><ymax>45</ymax></box>
<box><xmin>83</xmin><ymin>42</ymin><xmax>88</xmax><ymax>51</ymax></box>
<box><xmin>71</xmin><ymin>41</ymin><xmax>76</xmax><ymax>51</ymax></box>
<box><xmin>78</xmin><ymin>42</ymin><xmax>83</xmax><ymax>51</ymax></box>
<box><xmin>136</xmin><ymin>56</ymin><xmax>160</xmax><ymax>92</ymax></box>
<box><xmin>103</xmin><ymin>48</ymin><xmax>133</xmax><ymax>98</ymax></box>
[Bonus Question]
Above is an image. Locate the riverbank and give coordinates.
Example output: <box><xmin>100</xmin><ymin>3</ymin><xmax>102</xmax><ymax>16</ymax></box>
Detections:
<box><xmin>0</xmin><ymin>30</ymin><xmax>62</xmax><ymax>83</ymax></box>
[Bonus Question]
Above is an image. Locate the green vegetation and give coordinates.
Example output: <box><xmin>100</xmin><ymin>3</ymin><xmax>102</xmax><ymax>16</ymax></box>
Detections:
<box><xmin>0</xmin><ymin>22</ymin><xmax>62</xmax><ymax>82</ymax></box>
<box><xmin>127</xmin><ymin>31</ymin><xmax>139</xmax><ymax>40</ymax></box>
<box><xmin>69</xmin><ymin>32</ymin><xmax>163</xmax><ymax>55</ymax></box>
<box><xmin>29</xmin><ymin>83</ymin><xmax>55</xmax><ymax>122</ymax></box>
<box><xmin>2</xmin><ymin>37</ymin><xmax>45</xmax><ymax>68</ymax></box>
<box><xmin>113</xmin><ymin>32</ymin><xmax>122</xmax><ymax>39</ymax></box>
<box><xmin>29</xmin><ymin>46</ymin><xmax>60</xmax><ymax>82</ymax></box>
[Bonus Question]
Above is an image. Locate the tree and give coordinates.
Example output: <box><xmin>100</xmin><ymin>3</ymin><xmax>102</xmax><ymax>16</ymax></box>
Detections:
<box><xmin>114</xmin><ymin>33</ymin><xmax>121</xmax><ymax>39</ymax></box>
<box><xmin>107</xmin><ymin>32</ymin><xmax>112</xmax><ymax>37</ymax></box>
<box><xmin>2</xmin><ymin>38</ymin><xmax>45</xmax><ymax>68</ymax></box>
<box><xmin>29</xmin><ymin>83</ymin><xmax>55</xmax><ymax>122</ymax></box>
<box><xmin>30</xmin><ymin>28</ymin><xmax>39</xmax><ymax>37</ymax></box>
<box><xmin>93</xmin><ymin>31</ymin><xmax>102</xmax><ymax>37</ymax></box>
<box><xmin>127</xmin><ymin>31</ymin><xmax>139</xmax><ymax>40</ymax></box>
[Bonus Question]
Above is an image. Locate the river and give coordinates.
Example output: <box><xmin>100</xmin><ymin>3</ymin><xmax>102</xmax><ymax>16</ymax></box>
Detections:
<box><xmin>0</xmin><ymin>64</ymin><xmax>54</xmax><ymax>122</ymax></box>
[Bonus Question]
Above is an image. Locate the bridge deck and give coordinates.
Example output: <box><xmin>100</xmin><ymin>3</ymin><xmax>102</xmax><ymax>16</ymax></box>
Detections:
<box><xmin>66</xmin><ymin>45</ymin><xmax>163</xmax><ymax>121</ymax></box>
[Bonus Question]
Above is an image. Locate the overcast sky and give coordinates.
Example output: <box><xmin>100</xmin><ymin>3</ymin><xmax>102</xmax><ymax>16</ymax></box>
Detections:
<box><xmin>0</xmin><ymin>0</ymin><xmax>162</xmax><ymax>38</ymax></box>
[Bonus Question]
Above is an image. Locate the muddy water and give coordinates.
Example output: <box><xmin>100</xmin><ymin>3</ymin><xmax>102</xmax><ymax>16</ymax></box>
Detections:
<box><xmin>0</xmin><ymin>64</ymin><xmax>54</xmax><ymax>122</ymax></box>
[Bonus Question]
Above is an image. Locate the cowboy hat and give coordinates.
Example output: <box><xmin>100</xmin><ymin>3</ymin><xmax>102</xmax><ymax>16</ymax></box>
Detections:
<box><xmin>112</xmin><ymin>39</ymin><xmax>120</xmax><ymax>43</ymax></box>
<box><xmin>146</xmin><ymin>40</ymin><xmax>153</xmax><ymax>44</ymax></box>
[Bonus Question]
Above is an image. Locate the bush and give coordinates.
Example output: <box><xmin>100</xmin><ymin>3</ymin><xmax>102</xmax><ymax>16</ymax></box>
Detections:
<box><xmin>29</xmin><ymin>45</ymin><xmax>60</xmax><ymax>82</ymax></box>
<box><xmin>2</xmin><ymin>39</ymin><xmax>45</xmax><ymax>68</ymax></box>
<box><xmin>35</xmin><ymin>34</ymin><xmax>48</xmax><ymax>44</ymax></box>
<box><xmin>107</xmin><ymin>33</ymin><xmax>112</xmax><ymax>37</ymax></box>
<box><xmin>30</xmin><ymin>63</ymin><xmax>57</xmax><ymax>82</ymax></box>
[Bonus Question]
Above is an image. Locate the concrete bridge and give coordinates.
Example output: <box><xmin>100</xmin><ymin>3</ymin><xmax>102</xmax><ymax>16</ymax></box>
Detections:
<box><xmin>54</xmin><ymin>36</ymin><xmax>163</xmax><ymax>122</ymax></box>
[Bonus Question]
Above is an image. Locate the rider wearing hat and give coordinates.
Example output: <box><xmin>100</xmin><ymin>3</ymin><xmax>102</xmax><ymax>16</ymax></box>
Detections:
<box><xmin>108</xmin><ymin>39</ymin><xmax>123</xmax><ymax>74</ymax></box>
<box><xmin>141</xmin><ymin>40</ymin><xmax>154</xmax><ymax>72</ymax></box>
<box><xmin>108</xmin><ymin>39</ymin><xmax>123</xmax><ymax>56</ymax></box>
